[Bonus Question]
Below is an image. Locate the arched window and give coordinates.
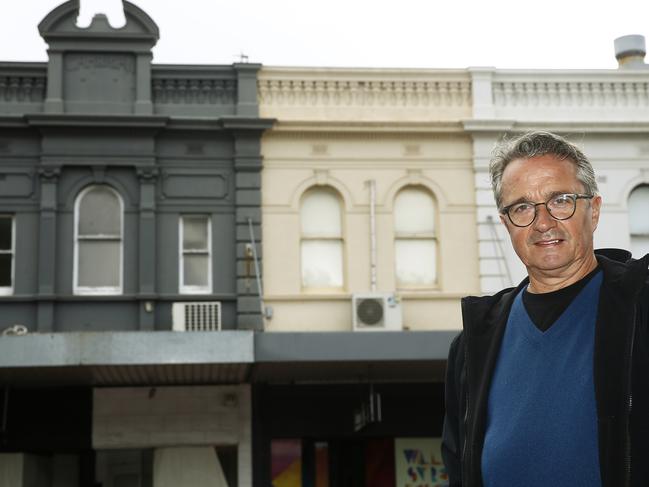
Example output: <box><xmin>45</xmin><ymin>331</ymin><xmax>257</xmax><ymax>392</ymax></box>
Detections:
<box><xmin>74</xmin><ymin>185</ymin><xmax>123</xmax><ymax>294</ymax></box>
<box><xmin>629</xmin><ymin>184</ymin><xmax>649</xmax><ymax>258</ymax></box>
<box><xmin>300</xmin><ymin>187</ymin><xmax>344</xmax><ymax>289</ymax></box>
<box><xmin>394</xmin><ymin>187</ymin><xmax>437</xmax><ymax>287</ymax></box>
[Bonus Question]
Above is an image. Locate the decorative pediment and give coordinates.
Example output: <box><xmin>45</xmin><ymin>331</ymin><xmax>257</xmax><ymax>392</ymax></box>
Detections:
<box><xmin>38</xmin><ymin>0</ymin><xmax>159</xmax><ymax>49</ymax></box>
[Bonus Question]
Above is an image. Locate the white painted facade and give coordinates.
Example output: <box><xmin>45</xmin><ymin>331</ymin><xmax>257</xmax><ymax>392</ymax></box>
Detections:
<box><xmin>467</xmin><ymin>68</ymin><xmax>649</xmax><ymax>293</ymax></box>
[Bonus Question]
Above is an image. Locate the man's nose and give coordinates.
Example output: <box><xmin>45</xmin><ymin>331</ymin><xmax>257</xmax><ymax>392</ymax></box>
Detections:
<box><xmin>532</xmin><ymin>204</ymin><xmax>556</xmax><ymax>231</ymax></box>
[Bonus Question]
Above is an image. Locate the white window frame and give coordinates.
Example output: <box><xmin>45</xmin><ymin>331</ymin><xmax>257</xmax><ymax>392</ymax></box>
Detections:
<box><xmin>0</xmin><ymin>215</ymin><xmax>15</xmax><ymax>296</ymax></box>
<box><xmin>394</xmin><ymin>186</ymin><xmax>438</xmax><ymax>289</ymax></box>
<box><xmin>179</xmin><ymin>215</ymin><xmax>213</xmax><ymax>295</ymax></box>
<box><xmin>73</xmin><ymin>185</ymin><xmax>124</xmax><ymax>295</ymax></box>
<box><xmin>300</xmin><ymin>188</ymin><xmax>345</xmax><ymax>290</ymax></box>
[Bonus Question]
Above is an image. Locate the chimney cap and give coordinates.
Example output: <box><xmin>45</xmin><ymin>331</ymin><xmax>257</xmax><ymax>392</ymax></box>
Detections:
<box><xmin>614</xmin><ymin>35</ymin><xmax>646</xmax><ymax>59</ymax></box>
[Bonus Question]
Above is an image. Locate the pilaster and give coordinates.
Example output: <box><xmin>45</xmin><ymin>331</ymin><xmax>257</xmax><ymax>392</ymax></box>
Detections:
<box><xmin>36</xmin><ymin>166</ymin><xmax>60</xmax><ymax>332</ymax></box>
<box><xmin>233</xmin><ymin>63</ymin><xmax>261</xmax><ymax>117</ymax></box>
<box><xmin>469</xmin><ymin>67</ymin><xmax>496</xmax><ymax>119</ymax></box>
<box><xmin>233</xmin><ymin>130</ymin><xmax>263</xmax><ymax>330</ymax></box>
<box><xmin>137</xmin><ymin>167</ymin><xmax>158</xmax><ymax>331</ymax></box>
<box><xmin>135</xmin><ymin>53</ymin><xmax>153</xmax><ymax>115</ymax></box>
<box><xmin>44</xmin><ymin>51</ymin><xmax>64</xmax><ymax>113</ymax></box>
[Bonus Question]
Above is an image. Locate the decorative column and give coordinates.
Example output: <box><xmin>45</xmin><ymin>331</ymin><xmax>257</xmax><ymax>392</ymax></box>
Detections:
<box><xmin>37</xmin><ymin>166</ymin><xmax>60</xmax><ymax>332</ymax></box>
<box><xmin>137</xmin><ymin>167</ymin><xmax>158</xmax><ymax>331</ymax></box>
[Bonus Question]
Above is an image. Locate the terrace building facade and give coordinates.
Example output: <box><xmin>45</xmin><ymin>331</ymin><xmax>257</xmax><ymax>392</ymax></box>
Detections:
<box><xmin>0</xmin><ymin>1</ymin><xmax>270</xmax><ymax>485</ymax></box>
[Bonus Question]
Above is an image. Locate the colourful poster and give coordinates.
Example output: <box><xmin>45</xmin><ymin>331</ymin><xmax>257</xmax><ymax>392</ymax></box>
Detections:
<box><xmin>271</xmin><ymin>439</ymin><xmax>302</xmax><ymax>487</ymax></box>
<box><xmin>394</xmin><ymin>438</ymin><xmax>448</xmax><ymax>487</ymax></box>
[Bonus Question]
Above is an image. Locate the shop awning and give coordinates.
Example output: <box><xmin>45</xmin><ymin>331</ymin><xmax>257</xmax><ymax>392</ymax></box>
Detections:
<box><xmin>0</xmin><ymin>330</ymin><xmax>458</xmax><ymax>386</ymax></box>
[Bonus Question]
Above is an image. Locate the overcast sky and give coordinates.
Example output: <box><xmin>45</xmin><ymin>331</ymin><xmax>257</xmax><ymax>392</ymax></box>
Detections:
<box><xmin>1</xmin><ymin>0</ymin><xmax>648</xmax><ymax>69</ymax></box>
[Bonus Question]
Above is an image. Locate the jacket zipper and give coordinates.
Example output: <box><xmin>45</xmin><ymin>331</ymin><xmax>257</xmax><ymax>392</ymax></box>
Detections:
<box><xmin>624</xmin><ymin>304</ymin><xmax>637</xmax><ymax>487</ymax></box>
<box><xmin>461</xmin><ymin>341</ymin><xmax>470</xmax><ymax>484</ymax></box>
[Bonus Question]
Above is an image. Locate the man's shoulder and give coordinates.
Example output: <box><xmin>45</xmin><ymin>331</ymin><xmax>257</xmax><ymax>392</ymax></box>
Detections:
<box><xmin>461</xmin><ymin>281</ymin><xmax>526</xmax><ymax>335</ymax></box>
<box><xmin>596</xmin><ymin>249</ymin><xmax>649</xmax><ymax>290</ymax></box>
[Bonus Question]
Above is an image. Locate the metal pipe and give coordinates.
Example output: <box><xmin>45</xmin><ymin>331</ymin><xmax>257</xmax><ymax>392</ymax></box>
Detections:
<box><xmin>247</xmin><ymin>218</ymin><xmax>266</xmax><ymax>320</ymax></box>
<box><xmin>368</xmin><ymin>180</ymin><xmax>377</xmax><ymax>292</ymax></box>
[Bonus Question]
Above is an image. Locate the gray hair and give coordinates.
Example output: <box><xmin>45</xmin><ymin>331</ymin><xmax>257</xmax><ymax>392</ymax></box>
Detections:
<box><xmin>489</xmin><ymin>131</ymin><xmax>599</xmax><ymax>209</ymax></box>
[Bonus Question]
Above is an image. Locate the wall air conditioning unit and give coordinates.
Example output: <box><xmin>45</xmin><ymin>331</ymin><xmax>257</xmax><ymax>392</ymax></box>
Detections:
<box><xmin>172</xmin><ymin>301</ymin><xmax>222</xmax><ymax>331</ymax></box>
<box><xmin>352</xmin><ymin>293</ymin><xmax>402</xmax><ymax>331</ymax></box>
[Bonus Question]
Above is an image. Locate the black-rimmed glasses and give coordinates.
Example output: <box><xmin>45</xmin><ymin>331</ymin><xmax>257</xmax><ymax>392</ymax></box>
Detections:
<box><xmin>501</xmin><ymin>193</ymin><xmax>594</xmax><ymax>228</ymax></box>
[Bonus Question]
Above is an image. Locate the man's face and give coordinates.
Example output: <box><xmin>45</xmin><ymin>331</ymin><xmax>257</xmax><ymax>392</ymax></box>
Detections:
<box><xmin>499</xmin><ymin>154</ymin><xmax>601</xmax><ymax>278</ymax></box>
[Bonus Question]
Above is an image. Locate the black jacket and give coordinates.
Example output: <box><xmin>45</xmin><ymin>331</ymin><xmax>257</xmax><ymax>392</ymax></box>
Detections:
<box><xmin>442</xmin><ymin>249</ymin><xmax>649</xmax><ymax>487</ymax></box>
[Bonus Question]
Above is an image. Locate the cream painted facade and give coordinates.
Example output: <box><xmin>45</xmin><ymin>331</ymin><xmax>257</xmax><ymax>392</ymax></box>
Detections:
<box><xmin>259</xmin><ymin>68</ymin><xmax>479</xmax><ymax>331</ymax></box>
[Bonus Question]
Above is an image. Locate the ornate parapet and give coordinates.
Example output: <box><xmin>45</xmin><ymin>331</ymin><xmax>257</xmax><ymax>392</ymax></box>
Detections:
<box><xmin>151</xmin><ymin>66</ymin><xmax>237</xmax><ymax>116</ymax></box>
<box><xmin>258</xmin><ymin>67</ymin><xmax>472</xmax><ymax>122</ymax></box>
<box><xmin>471</xmin><ymin>69</ymin><xmax>649</xmax><ymax>122</ymax></box>
<box><xmin>0</xmin><ymin>63</ymin><xmax>47</xmax><ymax>112</ymax></box>
<box><xmin>152</xmin><ymin>78</ymin><xmax>236</xmax><ymax>105</ymax></box>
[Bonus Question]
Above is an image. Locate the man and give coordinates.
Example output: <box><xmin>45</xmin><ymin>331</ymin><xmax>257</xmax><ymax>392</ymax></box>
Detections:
<box><xmin>442</xmin><ymin>131</ymin><xmax>649</xmax><ymax>487</ymax></box>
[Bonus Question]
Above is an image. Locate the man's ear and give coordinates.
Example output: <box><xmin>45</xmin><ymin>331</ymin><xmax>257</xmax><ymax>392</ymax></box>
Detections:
<box><xmin>591</xmin><ymin>195</ymin><xmax>602</xmax><ymax>231</ymax></box>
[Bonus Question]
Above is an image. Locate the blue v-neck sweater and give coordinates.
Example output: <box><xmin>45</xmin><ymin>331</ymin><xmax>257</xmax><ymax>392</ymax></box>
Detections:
<box><xmin>481</xmin><ymin>271</ymin><xmax>603</xmax><ymax>487</ymax></box>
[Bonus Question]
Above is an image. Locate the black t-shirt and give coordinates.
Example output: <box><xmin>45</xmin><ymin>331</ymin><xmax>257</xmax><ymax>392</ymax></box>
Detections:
<box><xmin>523</xmin><ymin>266</ymin><xmax>601</xmax><ymax>332</ymax></box>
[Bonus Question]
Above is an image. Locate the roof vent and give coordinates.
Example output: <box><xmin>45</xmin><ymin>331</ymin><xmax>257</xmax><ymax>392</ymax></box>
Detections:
<box><xmin>614</xmin><ymin>35</ymin><xmax>648</xmax><ymax>69</ymax></box>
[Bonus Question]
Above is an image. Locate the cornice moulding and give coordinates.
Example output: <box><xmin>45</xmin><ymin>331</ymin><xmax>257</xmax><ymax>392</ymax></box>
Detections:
<box><xmin>260</xmin><ymin>66</ymin><xmax>471</xmax><ymax>80</ymax></box>
<box><xmin>267</xmin><ymin>120</ymin><xmax>465</xmax><ymax>134</ymax></box>
<box><xmin>464</xmin><ymin>119</ymin><xmax>649</xmax><ymax>133</ymax></box>
<box><xmin>25</xmin><ymin>114</ymin><xmax>169</xmax><ymax>128</ymax></box>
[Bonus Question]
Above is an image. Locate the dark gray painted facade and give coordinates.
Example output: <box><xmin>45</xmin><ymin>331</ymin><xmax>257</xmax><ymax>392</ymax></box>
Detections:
<box><xmin>0</xmin><ymin>0</ymin><xmax>272</xmax><ymax>333</ymax></box>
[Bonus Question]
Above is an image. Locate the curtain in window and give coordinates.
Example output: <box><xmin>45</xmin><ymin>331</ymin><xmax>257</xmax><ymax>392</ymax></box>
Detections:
<box><xmin>629</xmin><ymin>185</ymin><xmax>649</xmax><ymax>258</ymax></box>
<box><xmin>394</xmin><ymin>187</ymin><xmax>437</xmax><ymax>286</ymax></box>
<box><xmin>300</xmin><ymin>188</ymin><xmax>344</xmax><ymax>289</ymax></box>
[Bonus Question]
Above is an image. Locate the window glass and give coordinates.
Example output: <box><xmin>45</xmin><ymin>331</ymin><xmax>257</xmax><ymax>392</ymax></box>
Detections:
<box><xmin>629</xmin><ymin>185</ymin><xmax>649</xmax><ymax>235</ymax></box>
<box><xmin>183</xmin><ymin>216</ymin><xmax>209</xmax><ymax>250</ymax></box>
<box><xmin>0</xmin><ymin>217</ymin><xmax>11</xmax><ymax>290</ymax></box>
<box><xmin>183</xmin><ymin>255</ymin><xmax>209</xmax><ymax>287</ymax></box>
<box><xmin>79</xmin><ymin>186</ymin><xmax>121</xmax><ymax>236</ymax></box>
<box><xmin>300</xmin><ymin>187</ymin><xmax>344</xmax><ymax>289</ymax></box>
<box><xmin>75</xmin><ymin>186</ymin><xmax>122</xmax><ymax>294</ymax></box>
<box><xmin>394</xmin><ymin>187</ymin><xmax>437</xmax><ymax>286</ymax></box>
<box><xmin>395</xmin><ymin>240</ymin><xmax>437</xmax><ymax>286</ymax></box>
<box><xmin>78</xmin><ymin>241</ymin><xmax>120</xmax><ymax>287</ymax></box>
<box><xmin>394</xmin><ymin>188</ymin><xmax>435</xmax><ymax>234</ymax></box>
<box><xmin>0</xmin><ymin>217</ymin><xmax>11</xmax><ymax>250</ymax></box>
<box><xmin>301</xmin><ymin>240</ymin><xmax>343</xmax><ymax>288</ymax></box>
<box><xmin>301</xmin><ymin>189</ymin><xmax>342</xmax><ymax>237</ymax></box>
<box><xmin>0</xmin><ymin>254</ymin><xmax>11</xmax><ymax>287</ymax></box>
<box><xmin>180</xmin><ymin>216</ymin><xmax>211</xmax><ymax>293</ymax></box>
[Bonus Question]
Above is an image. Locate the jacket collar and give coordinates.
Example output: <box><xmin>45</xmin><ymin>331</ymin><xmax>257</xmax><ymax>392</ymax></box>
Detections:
<box><xmin>462</xmin><ymin>248</ymin><xmax>648</xmax><ymax>337</ymax></box>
